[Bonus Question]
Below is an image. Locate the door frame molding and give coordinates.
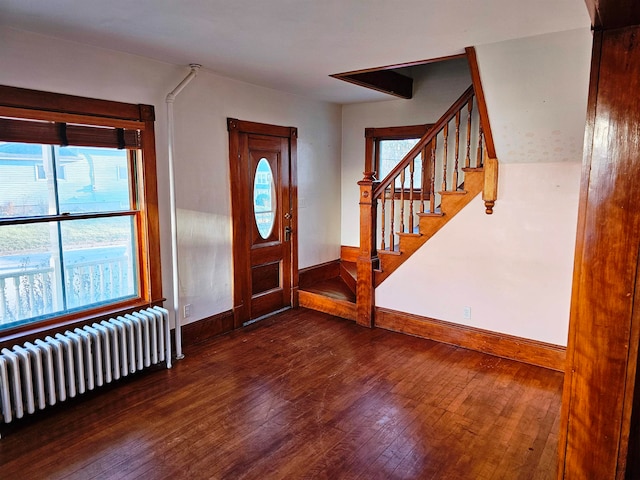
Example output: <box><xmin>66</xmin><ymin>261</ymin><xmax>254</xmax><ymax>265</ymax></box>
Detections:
<box><xmin>227</xmin><ymin>118</ymin><xmax>298</xmax><ymax>328</ymax></box>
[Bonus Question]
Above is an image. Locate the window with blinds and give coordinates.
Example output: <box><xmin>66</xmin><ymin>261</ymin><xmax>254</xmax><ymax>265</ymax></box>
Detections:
<box><xmin>0</xmin><ymin>85</ymin><xmax>162</xmax><ymax>335</ymax></box>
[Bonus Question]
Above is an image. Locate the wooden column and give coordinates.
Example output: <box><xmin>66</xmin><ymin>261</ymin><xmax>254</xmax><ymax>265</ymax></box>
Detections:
<box><xmin>558</xmin><ymin>26</ymin><xmax>640</xmax><ymax>479</ymax></box>
<box><xmin>356</xmin><ymin>172</ymin><xmax>377</xmax><ymax>328</ymax></box>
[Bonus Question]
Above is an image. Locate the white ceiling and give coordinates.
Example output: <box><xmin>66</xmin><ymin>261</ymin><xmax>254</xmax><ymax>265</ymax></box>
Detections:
<box><xmin>0</xmin><ymin>0</ymin><xmax>591</xmax><ymax>104</ymax></box>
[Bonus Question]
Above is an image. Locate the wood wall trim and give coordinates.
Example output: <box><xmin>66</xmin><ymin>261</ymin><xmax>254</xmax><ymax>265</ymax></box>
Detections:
<box><xmin>585</xmin><ymin>0</ymin><xmax>640</xmax><ymax>30</ymax></box>
<box><xmin>340</xmin><ymin>246</ymin><xmax>359</xmax><ymax>263</ymax></box>
<box><xmin>464</xmin><ymin>47</ymin><xmax>496</xmax><ymax>159</ymax></box>
<box><xmin>331</xmin><ymin>70</ymin><xmax>413</xmax><ymax>99</ymax></box>
<box><xmin>0</xmin><ymin>85</ymin><xmax>148</xmax><ymax>121</ymax></box>
<box><xmin>375</xmin><ymin>307</ymin><xmax>566</xmax><ymax>372</ymax></box>
<box><xmin>299</xmin><ymin>260</ymin><xmax>340</xmax><ymax>287</ymax></box>
<box><xmin>181</xmin><ymin>310</ymin><xmax>234</xmax><ymax>347</ymax></box>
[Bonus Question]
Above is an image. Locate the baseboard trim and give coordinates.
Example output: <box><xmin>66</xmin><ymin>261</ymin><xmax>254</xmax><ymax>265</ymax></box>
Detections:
<box><xmin>182</xmin><ymin>309</ymin><xmax>234</xmax><ymax>346</ymax></box>
<box><xmin>375</xmin><ymin>307</ymin><xmax>566</xmax><ymax>372</ymax></box>
<box><xmin>299</xmin><ymin>260</ymin><xmax>340</xmax><ymax>287</ymax></box>
<box><xmin>299</xmin><ymin>290</ymin><xmax>356</xmax><ymax>321</ymax></box>
<box><xmin>341</xmin><ymin>246</ymin><xmax>359</xmax><ymax>263</ymax></box>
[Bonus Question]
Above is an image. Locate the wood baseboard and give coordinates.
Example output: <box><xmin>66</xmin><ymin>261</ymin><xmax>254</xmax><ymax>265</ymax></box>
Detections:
<box><xmin>299</xmin><ymin>291</ymin><xmax>356</xmax><ymax>321</ymax></box>
<box><xmin>299</xmin><ymin>260</ymin><xmax>340</xmax><ymax>287</ymax></box>
<box><xmin>341</xmin><ymin>246</ymin><xmax>359</xmax><ymax>263</ymax></box>
<box><xmin>182</xmin><ymin>310</ymin><xmax>234</xmax><ymax>346</ymax></box>
<box><xmin>375</xmin><ymin>307</ymin><xmax>565</xmax><ymax>371</ymax></box>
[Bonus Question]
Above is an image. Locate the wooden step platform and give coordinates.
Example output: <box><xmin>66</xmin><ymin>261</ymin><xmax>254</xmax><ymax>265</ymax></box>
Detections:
<box><xmin>299</xmin><ymin>275</ymin><xmax>356</xmax><ymax>321</ymax></box>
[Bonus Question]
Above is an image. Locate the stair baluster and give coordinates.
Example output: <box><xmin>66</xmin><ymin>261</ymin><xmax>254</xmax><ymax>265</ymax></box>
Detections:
<box><xmin>430</xmin><ymin>137</ymin><xmax>436</xmax><ymax>214</ymax></box>
<box><xmin>453</xmin><ymin>110</ymin><xmax>460</xmax><ymax>190</ymax></box>
<box><xmin>420</xmin><ymin>146</ymin><xmax>427</xmax><ymax>214</ymax></box>
<box><xmin>442</xmin><ymin>123</ymin><xmax>449</xmax><ymax>192</ymax></box>
<box><xmin>465</xmin><ymin>99</ymin><xmax>473</xmax><ymax>169</ymax></box>
<box><xmin>409</xmin><ymin>160</ymin><xmax>415</xmax><ymax>232</ymax></box>
<box><xmin>389</xmin><ymin>182</ymin><xmax>395</xmax><ymax>251</ymax></box>
<box><xmin>400</xmin><ymin>169</ymin><xmax>405</xmax><ymax>234</ymax></box>
<box><xmin>477</xmin><ymin>124</ymin><xmax>484</xmax><ymax>168</ymax></box>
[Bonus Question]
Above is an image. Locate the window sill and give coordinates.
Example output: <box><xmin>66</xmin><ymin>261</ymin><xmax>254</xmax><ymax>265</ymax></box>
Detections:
<box><xmin>0</xmin><ymin>297</ymin><xmax>165</xmax><ymax>349</ymax></box>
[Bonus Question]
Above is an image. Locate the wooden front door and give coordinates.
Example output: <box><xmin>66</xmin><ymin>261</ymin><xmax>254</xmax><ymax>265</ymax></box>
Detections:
<box><xmin>227</xmin><ymin>118</ymin><xmax>298</xmax><ymax>327</ymax></box>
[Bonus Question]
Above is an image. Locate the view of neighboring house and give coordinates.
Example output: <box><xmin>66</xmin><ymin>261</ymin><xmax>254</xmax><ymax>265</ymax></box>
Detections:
<box><xmin>0</xmin><ymin>143</ymin><xmax>136</xmax><ymax>328</ymax></box>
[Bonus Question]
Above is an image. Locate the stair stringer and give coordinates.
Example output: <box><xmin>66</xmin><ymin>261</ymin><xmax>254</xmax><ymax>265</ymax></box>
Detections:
<box><xmin>374</xmin><ymin>169</ymin><xmax>484</xmax><ymax>287</ymax></box>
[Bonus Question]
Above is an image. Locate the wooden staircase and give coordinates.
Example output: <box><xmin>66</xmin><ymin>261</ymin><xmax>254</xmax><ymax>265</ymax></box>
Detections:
<box><xmin>301</xmin><ymin>48</ymin><xmax>498</xmax><ymax>326</ymax></box>
<box><xmin>375</xmin><ymin>166</ymin><xmax>484</xmax><ymax>285</ymax></box>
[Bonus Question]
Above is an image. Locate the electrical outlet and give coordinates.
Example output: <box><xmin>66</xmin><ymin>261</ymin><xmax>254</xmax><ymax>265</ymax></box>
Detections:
<box><xmin>183</xmin><ymin>304</ymin><xmax>192</xmax><ymax>318</ymax></box>
<box><xmin>463</xmin><ymin>306</ymin><xmax>471</xmax><ymax>320</ymax></box>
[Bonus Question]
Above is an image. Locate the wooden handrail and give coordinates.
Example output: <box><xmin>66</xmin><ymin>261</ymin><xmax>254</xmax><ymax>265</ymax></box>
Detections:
<box><xmin>373</xmin><ymin>85</ymin><xmax>474</xmax><ymax>199</ymax></box>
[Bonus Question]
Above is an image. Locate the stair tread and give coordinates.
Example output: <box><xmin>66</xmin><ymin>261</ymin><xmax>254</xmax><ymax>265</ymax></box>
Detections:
<box><xmin>418</xmin><ymin>211</ymin><xmax>444</xmax><ymax>217</ymax></box>
<box><xmin>299</xmin><ymin>277</ymin><xmax>355</xmax><ymax>303</ymax></box>
<box><xmin>462</xmin><ymin>167</ymin><xmax>484</xmax><ymax>172</ymax></box>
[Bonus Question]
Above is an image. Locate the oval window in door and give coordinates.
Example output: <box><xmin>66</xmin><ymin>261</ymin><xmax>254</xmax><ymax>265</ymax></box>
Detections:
<box><xmin>253</xmin><ymin>158</ymin><xmax>276</xmax><ymax>239</ymax></box>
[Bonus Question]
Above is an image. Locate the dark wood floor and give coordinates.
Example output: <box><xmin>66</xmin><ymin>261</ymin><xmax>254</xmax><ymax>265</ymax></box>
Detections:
<box><xmin>0</xmin><ymin>308</ymin><xmax>563</xmax><ymax>479</ymax></box>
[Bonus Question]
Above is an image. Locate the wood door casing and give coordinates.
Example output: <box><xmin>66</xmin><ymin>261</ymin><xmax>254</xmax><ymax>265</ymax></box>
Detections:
<box><xmin>228</xmin><ymin>118</ymin><xmax>298</xmax><ymax>327</ymax></box>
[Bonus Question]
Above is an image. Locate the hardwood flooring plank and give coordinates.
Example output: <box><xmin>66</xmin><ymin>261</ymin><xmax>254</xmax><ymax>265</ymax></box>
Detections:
<box><xmin>0</xmin><ymin>308</ymin><xmax>563</xmax><ymax>479</ymax></box>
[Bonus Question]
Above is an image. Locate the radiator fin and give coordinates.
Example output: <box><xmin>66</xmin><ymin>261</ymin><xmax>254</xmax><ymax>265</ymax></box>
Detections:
<box><xmin>0</xmin><ymin>307</ymin><xmax>171</xmax><ymax>431</ymax></box>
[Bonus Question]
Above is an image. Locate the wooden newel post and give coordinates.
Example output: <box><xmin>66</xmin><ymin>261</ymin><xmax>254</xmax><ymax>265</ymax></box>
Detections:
<box><xmin>483</xmin><ymin>154</ymin><xmax>498</xmax><ymax>214</ymax></box>
<box><xmin>357</xmin><ymin>172</ymin><xmax>378</xmax><ymax>328</ymax></box>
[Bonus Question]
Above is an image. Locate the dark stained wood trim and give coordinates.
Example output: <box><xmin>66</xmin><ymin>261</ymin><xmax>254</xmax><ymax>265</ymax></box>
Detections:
<box><xmin>181</xmin><ymin>310</ymin><xmax>234</xmax><ymax>346</ymax></box>
<box><xmin>331</xmin><ymin>70</ymin><xmax>413</xmax><ymax>99</ymax></box>
<box><xmin>464</xmin><ymin>47</ymin><xmax>496</xmax><ymax>159</ymax></box>
<box><xmin>340</xmin><ymin>246</ymin><xmax>359</xmax><ymax>263</ymax></box>
<box><xmin>329</xmin><ymin>55</ymin><xmax>467</xmax><ymax>100</ymax></box>
<box><xmin>558</xmin><ymin>25</ymin><xmax>640</xmax><ymax>479</ymax></box>
<box><xmin>298</xmin><ymin>291</ymin><xmax>357</xmax><ymax>321</ymax></box>
<box><xmin>0</xmin><ymin>85</ymin><xmax>145</xmax><ymax>121</ymax></box>
<box><xmin>227</xmin><ymin>118</ymin><xmax>294</xmax><ymax>138</ymax></box>
<box><xmin>299</xmin><ymin>260</ymin><xmax>340</xmax><ymax>287</ymax></box>
<box><xmin>290</xmin><ymin>127</ymin><xmax>299</xmax><ymax>308</ymax></box>
<box><xmin>585</xmin><ymin>0</ymin><xmax>640</xmax><ymax>30</ymax></box>
<box><xmin>375</xmin><ymin>307</ymin><xmax>566</xmax><ymax>372</ymax></box>
<box><xmin>365</xmin><ymin>124</ymin><xmax>432</xmax><ymax>139</ymax></box>
<box><xmin>332</xmin><ymin>53</ymin><xmax>466</xmax><ymax>75</ymax></box>
<box><xmin>557</xmin><ymin>28</ymin><xmax>603</xmax><ymax>480</ymax></box>
<box><xmin>141</xmin><ymin>117</ymin><xmax>163</xmax><ymax>304</ymax></box>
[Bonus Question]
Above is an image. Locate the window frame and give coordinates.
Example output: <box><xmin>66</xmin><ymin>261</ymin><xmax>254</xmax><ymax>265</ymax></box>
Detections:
<box><xmin>0</xmin><ymin>85</ymin><xmax>162</xmax><ymax>344</ymax></box>
<box><xmin>365</xmin><ymin>124</ymin><xmax>433</xmax><ymax>196</ymax></box>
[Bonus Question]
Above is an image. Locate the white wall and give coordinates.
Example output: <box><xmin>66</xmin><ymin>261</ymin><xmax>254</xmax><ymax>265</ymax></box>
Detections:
<box><xmin>377</xmin><ymin>29</ymin><xmax>592</xmax><ymax>345</ymax></box>
<box><xmin>0</xmin><ymin>27</ymin><xmax>342</xmax><ymax>326</ymax></box>
<box><xmin>476</xmin><ymin>28</ymin><xmax>593</xmax><ymax>163</ymax></box>
<box><xmin>377</xmin><ymin>162</ymin><xmax>581</xmax><ymax>345</ymax></box>
<box><xmin>340</xmin><ymin>58</ymin><xmax>473</xmax><ymax>247</ymax></box>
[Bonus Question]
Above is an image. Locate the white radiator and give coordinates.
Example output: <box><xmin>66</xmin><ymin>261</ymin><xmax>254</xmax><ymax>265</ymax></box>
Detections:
<box><xmin>0</xmin><ymin>306</ymin><xmax>170</xmax><ymax>434</ymax></box>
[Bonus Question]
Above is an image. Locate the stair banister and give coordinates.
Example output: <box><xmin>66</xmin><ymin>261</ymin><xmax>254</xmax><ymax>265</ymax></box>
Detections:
<box><xmin>372</xmin><ymin>85</ymin><xmax>474</xmax><ymax>199</ymax></box>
